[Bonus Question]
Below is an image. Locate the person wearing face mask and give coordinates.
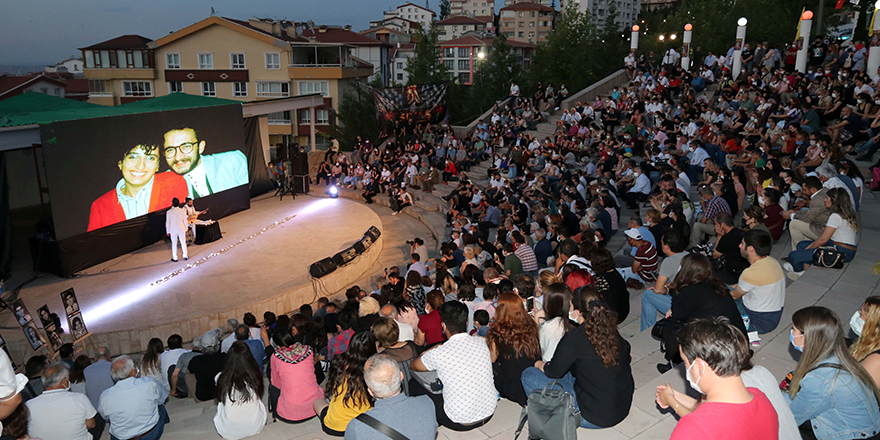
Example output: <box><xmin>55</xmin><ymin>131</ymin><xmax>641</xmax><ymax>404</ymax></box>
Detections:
<box><xmin>785</xmin><ymin>307</ymin><xmax>880</xmax><ymax>440</ymax></box>
<box><xmin>26</xmin><ymin>362</ymin><xmax>98</xmax><ymax>440</ymax></box>
<box><xmin>657</xmin><ymin>317</ymin><xmax>794</xmax><ymax>440</ymax></box>
<box><xmin>625</xmin><ymin>163</ymin><xmax>651</xmax><ymax>210</ymax></box>
<box><xmin>850</xmin><ymin>297</ymin><xmax>880</xmax><ymax>388</ymax></box>
<box><xmin>520</xmin><ymin>285</ymin><xmax>634</xmax><ymax>429</ymax></box>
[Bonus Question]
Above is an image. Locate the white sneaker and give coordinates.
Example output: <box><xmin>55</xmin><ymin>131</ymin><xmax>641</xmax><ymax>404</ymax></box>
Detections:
<box><xmin>787</xmin><ymin>271</ymin><xmax>805</xmax><ymax>281</ymax></box>
<box><xmin>782</xmin><ymin>262</ymin><xmax>794</xmax><ymax>272</ymax></box>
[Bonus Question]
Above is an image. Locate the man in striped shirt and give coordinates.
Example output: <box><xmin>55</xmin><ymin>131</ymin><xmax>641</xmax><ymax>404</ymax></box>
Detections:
<box><xmin>618</xmin><ymin>229</ymin><xmax>658</xmax><ymax>285</ymax></box>
<box><xmin>513</xmin><ymin>234</ymin><xmax>538</xmax><ymax>275</ymax></box>
<box><xmin>690</xmin><ymin>184</ymin><xmax>731</xmax><ymax>248</ymax></box>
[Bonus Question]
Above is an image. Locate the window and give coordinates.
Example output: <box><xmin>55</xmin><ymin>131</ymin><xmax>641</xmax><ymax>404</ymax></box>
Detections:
<box><xmin>268</xmin><ymin>111</ymin><xmax>291</xmax><ymax>124</ymax></box>
<box><xmin>53</xmin><ymin>88</ymin><xmax>61</xmax><ymax>96</ymax></box>
<box><xmin>518</xmin><ymin>31</ymin><xmax>524</xmax><ymax>37</ymax></box>
<box><xmin>198</xmin><ymin>53</ymin><xmax>213</xmax><ymax>69</ymax></box>
<box><xmin>458</xmin><ymin>72</ymin><xmax>470</xmax><ymax>83</ymax></box>
<box><xmin>458</xmin><ymin>47</ymin><xmax>470</xmax><ymax>57</ymax></box>
<box><xmin>233</xmin><ymin>81</ymin><xmax>248</xmax><ymax>97</ymax></box>
<box><xmin>518</xmin><ymin>12</ymin><xmax>524</xmax><ymax>17</ymax></box>
<box><xmin>88</xmin><ymin>79</ymin><xmax>110</xmax><ymax>96</ymax></box>
<box><xmin>444</xmin><ymin>47</ymin><xmax>455</xmax><ymax>58</ymax></box>
<box><xmin>265</xmin><ymin>53</ymin><xmax>281</xmax><ymax>69</ymax></box>
<box><xmin>530</xmin><ymin>11</ymin><xmax>536</xmax><ymax>17</ymax></box>
<box><xmin>166</xmin><ymin>53</ymin><xmax>181</xmax><ymax>69</ymax></box>
<box><xmin>317</xmin><ymin>109</ymin><xmax>329</xmax><ymax>124</ymax></box>
<box><xmin>397</xmin><ymin>62</ymin><xmax>403</xmax><ymax>69</ymax></box>
<box><xmin>300</xmin><ymin>108</ymin><xmax>310</xmax><ymax>124</ymax></box>
<box><xmin>257</xmin><ymin>81</ymin><xmax>290</xmax><ymax>97</ymax></box>
<box><xmin>519</xmin><ymin>21</ymin><xmax>524</xmax><ymax>27</ymax></box>
<box><xmin>297</xmin><ymin>81</ymin><xmax>329</xmax><ymax>97</ymax></box>
<box><xmin>122</xmin><ymin>81</ymin><xmax>152</xmax><ymax>97</ymax></box>
<box><xmin>40</xmin><ymin>88</ymin><xmax>48</xmax><ymax>94</ymax></box>
<box><xmin>443</xmin><ymin>59</ymin><xmax>454</xmax><ymax>69</ymax></box>
<box><xmin>201</xmin><ymin>81</ymin><xmax>216</xmax><ymax>96</ymax></box>
<box><xmin>458</xmin><ymin>59</ymin><xmax>470</xmax><ymax>70</ymax></box>
<box><xmin>231</xmin><ymin>53</ymin><xmax>246</xmax><ymax>69</ymax></box>
<box><xmin>397</xmin><ymin>73</ymin><xmax>404</xmax><ymax>80</ymax></box>
<box><xmin>529</xmin><ymin>21</ymin><xmax>535</xmax><ymax>27</ymax></box>
<box><xmin>168</xmin><ymin>81</ymin><xmax>183</xmax><ymax>93</ymax></box>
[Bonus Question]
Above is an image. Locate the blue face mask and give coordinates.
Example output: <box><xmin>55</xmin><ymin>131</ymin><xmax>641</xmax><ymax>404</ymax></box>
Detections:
<box><xmin>795</xmin><ymin>141</ymin><xmax>804</xmax><ymax>145</ymax></box>
<box><xmin>790</xmin><ymin>329</ymin><xmax>803</xmax><ymax>352</ymax></box>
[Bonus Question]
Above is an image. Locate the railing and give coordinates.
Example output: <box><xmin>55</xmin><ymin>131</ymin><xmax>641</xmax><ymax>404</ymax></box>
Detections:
<box><xmin>450</xmin><ymin>96</ymin><xmax>513</xmax><ymax>139</ymax></box>
<box><xmin>88</xmin><ymin>92</ymin><xmax>113</xmax><ymax>97</ymax></box>
<box><xmin>288</xmin><ymin>62</ymin><xmax>360</xmax><ymax>68</ymax></box>
<box><xmin>560</xmin><ymin>68</ymin><xmax>629</xmax><ymax>110</ymax></box>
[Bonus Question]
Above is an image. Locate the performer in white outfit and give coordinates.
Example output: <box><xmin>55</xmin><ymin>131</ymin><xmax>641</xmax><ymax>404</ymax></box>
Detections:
<box><xmin>184</xmin><ymin>197</ymin><xmax>208</xmax><ymax>239</ymax></box>
<box><xmin>165</xmin><ymin>198</ymin><xmax>189</xmax><ymax>261</ymax></box>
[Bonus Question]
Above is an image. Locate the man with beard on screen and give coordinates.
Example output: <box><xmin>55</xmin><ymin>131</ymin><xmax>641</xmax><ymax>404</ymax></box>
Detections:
<box><xmin>163</xmin><ymin>127</ymin><xmax>248</xmax><ymax>199</ymax></box>
<box><xmin>87</xmin><ymin>144</ymin><xmax>188</xmax><ymax>232</ymax></box>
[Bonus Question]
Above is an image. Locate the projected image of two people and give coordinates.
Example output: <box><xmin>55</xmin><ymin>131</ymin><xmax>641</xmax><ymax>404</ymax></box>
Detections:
<box><xmin>87</xmin><ymin>127</ymin><xmax>248</xmax><ymax>232</ymax></box>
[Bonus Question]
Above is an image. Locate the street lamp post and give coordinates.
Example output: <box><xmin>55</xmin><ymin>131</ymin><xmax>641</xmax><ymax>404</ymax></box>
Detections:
<box><xmin>869</xmin><ymin>1</ymin><xmax>880</xmax><ymax>80</ymax></box>
<box><xmin>631</xmin><ymin>25</ymin><xmax>639</xmax><ymax>52</ymax></box>
<box><xmin>732</xmin><ymin>17</ymin><xmax>747</xmax><ymax>79</ymax></box>
<box><xmin>795</xmin><ymin>11</ymin><xmax>813</xmax><ymax>73</ymax></box>
<box><xmin>682</xmin><ymin>24</ymin><xmax>693</xmax><ymax>71</ymax></box>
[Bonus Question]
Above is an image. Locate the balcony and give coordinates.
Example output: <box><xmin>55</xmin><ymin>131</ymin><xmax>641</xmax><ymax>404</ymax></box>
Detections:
<box><xmin>288</xmin><ymin>44</ymin><xmax>374</xmax><ymax>80</ymax></box>
<box><xmin>84</xmin><ymin>68</ymin><xmax>156</xmax><ymax>80</ymax></box>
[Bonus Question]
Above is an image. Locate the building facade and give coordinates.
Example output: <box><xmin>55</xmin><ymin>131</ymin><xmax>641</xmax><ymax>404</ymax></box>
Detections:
<box><xmin>0</xmin><ymin>74</ymin><xmax>68</xmax><ymax>101</ymax></box>
<box><xmin>367</xmin><ymin>16</ymin><xmax>419</xmax><ymax>34</ymax></box>
<box><xmin>383</xmin><ymin>2</ymin><xmax>437</xmax><ymax>31</ymax></box>
<box><xmin>561</xmin><ymin>0</ymin><xmax>641</xmax><ymax>32</ymax></box>
<box><xmin>449</xmin><ymin>0</ymin><xmax>496</xmax><ymax>17</ymax></box>
<box><xmin>391</xmin><ymin>43</ymin><xmax>416</xmax><ymax>85</ymax></box>
<box><xmin>504</xmin><ymin>0</ymin><xmax>553</xmax><ymax>5</ymax></box>
<box><xmin>498</xmin><ymin>3</ymin><xmax>556</xmax><ymax>43</ymax></box>
<box><xmin>436</xmin><ymin>16</ymin><xmax>490</xmax><ymax>41</ymax></box>
<box><xmin>439</xmin><ymin>36</ymin><xmax>533</xmax><ymax>85</ymax></box>
<box><xmin>301</xmin><ymin>26</ymin><xmax>391</xmax><ymax>86</ymax></box>
<box><xmin>45</xmin><ymin>58</ymin><xmax>84</xmax><ymax>76</ymax></box>
<box><xmin>80</xmin><ymin>35</ymin><xmax>156</xmax><ymax>106</ymax></box>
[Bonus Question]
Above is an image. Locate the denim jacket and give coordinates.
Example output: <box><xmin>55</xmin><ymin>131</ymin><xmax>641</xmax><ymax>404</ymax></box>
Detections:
<box><xmin>784</xmin><ymin>356</ymin><xmax>880</xmax><ymax>440</ymax></box>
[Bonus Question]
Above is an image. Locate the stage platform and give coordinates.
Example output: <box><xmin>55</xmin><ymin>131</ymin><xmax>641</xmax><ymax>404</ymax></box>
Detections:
<box><xmin>1</xmin><ymin>194</ymin><xmax>385</xmax><ymax>359</ymax></box>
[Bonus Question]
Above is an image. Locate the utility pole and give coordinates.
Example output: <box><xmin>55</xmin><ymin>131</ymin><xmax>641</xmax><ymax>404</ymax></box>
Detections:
<box><xmin>817</xmin><ymin>0</ymin><xmax>825</xmax><ymax>36</ymax></box>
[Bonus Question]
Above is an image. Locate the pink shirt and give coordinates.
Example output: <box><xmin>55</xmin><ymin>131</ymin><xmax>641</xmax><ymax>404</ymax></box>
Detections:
<box><xmin>270</xmin><ymin>348</ymin><xmax>325</xmax><ymax>421</ymax></box>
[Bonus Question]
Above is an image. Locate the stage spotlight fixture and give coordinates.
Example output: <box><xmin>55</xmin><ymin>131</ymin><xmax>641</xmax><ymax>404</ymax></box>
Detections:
<box><xmin>328</xmin><ymin>185</ymin><xmax>338</xmax><ymax>198</ymax></box>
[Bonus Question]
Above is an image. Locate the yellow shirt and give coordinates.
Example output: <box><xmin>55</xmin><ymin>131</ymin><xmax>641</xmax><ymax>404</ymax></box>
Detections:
<box><xmin>324</xmin><ymin>382</ymin><xmax>372</xmax><ymax>432</ymax></box>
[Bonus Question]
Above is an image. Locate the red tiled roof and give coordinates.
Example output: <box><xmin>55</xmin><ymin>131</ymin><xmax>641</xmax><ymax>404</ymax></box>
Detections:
<box><xmin>222</xmin><ymin>17</ymin><xmax>309</xmax><ymax>42</ymax></box>
<box><xmin>79</xmin><ymin>35</ymin><xmax>152</xmax><ymax>50</ymax></box>
<box><xmin>475</xmin><ymin>15</ymin><xmax>495</xmax><ymax>23</ymax></box>
<box><xmin>500</xmin><ymin>3</ymin><xmax>555</xmax><ymax>11</ymax></box>
<box><xmin>301</xmin><ymin>28</ymin><xmax>389</xmax><ymax>46</ymax></box>
<box><xmin>437</xmin><ymin>16</ymin><xmax>487</xmax><ymax>25</ymax></box>
<box><xmin>63</xmin><ymin>78</ymin><xmax>90</xmax><ymax>94</ymax></box>
<box><xmin>0</xmin><ymin>74</ymin><xmax>68</xmax><ymax>98</ymax></box>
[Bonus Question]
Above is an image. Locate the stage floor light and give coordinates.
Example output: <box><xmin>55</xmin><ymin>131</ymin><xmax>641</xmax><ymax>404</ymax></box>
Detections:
<box><xmin>328</xmin><ymin>185</ymin><xmax>338</xmax><ymax>198</ymax></box>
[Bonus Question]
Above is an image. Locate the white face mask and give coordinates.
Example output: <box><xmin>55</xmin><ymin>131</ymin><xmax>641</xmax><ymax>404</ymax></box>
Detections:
<box><xmin>758</xmin><ymin>197</ymin><xmax>766</xmax><ymax>206</ymax></box>
<box><xmin>851</xmin><ymin>310</ymin><xmax>865</xmax><ymax>337</ymax></box>
<box><xmin>686</xmin><ymin>360</ymin><xmax>704</xmax><ymax>394</ymax></box>
<box><xmin>569</xmin><ymin>310</ymin><xmax>580</xmax><ymax>321</ymax></box>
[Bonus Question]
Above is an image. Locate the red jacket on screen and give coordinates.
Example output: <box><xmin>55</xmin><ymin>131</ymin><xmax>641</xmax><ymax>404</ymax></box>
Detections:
<box><xmin>87</xmin><ymin>172</ymin><xmax>188</xmax><ymax>232</ymax></box>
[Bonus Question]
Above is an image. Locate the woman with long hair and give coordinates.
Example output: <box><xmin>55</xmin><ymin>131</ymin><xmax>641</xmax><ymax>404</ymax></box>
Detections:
<box><xmin>314</xmin><ymin>331</ymin><xmax>377</xmax><ymax>436</ymax></box>
<box><xmin>591</xmin><ymin>248</ymin><xmax>630</xmax><ymax>324</ymax></box>
<box><xmin>534</xmin><ymin>283</ymin><xmax>574</xmax><ymax>362</ymax></box>
<box><xmin>785</xmin><ymin>187</ymin><xmax>859</xmax><ymax>278</ymax></box>
<box><xmin>521</xmin><ymin>286</ymin><xmax>634</xmax><ymax>429</ymax></box>
<box><xmin>214</xmin><ymin>341</ymin><xmax>267</xmax><ymax>440</ymax></box>
<box><xmin>69</xmin><ymin>354</ymin><xmax>91</xmax><ymax>396</ymax></box>
<box><xmin>656</xmin><ymin>253</ymin><xmax>746</xmax><ymax>373</ymax></box>
<box><xmin>487</xmin><ymin>292</ymin><xmax>541</xmax><ymax>406</ymax></box>
<box><xmin>787</xmin><ymin>307</ymin><xmax>880</xmax><ymax>439</ymax></box>
<box><xmin>404</xmin><ymin>270</ymin><xmax>426</xmax><ymax>315</ymax></box>
<box><xmin>269</xmin><ymin>327</ymin><xmax>325</xmax><ymax>424</ymax></box>
<box><xmin>139</xmin><ymin>338</ymin><xmax>168</xmax><ymax>391</ymax></box>
<box><xmin>850</xmin><ymin>297</ymin><xmax>880</xmax><ymax>387</ymax></box>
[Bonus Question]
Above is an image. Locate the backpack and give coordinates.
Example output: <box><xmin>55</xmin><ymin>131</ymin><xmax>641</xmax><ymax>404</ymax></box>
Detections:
<box><xmin>514</xmin><ymin>381</ymin><xmax>581</xmax><ymax>440</ymax></box>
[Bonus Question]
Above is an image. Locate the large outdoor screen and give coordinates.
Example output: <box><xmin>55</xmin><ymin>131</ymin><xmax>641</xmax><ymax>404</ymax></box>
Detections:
<box><xmin>40</xmin><ymin>104</ymin><xmax>249</xmax><ymax>241</ymax></box>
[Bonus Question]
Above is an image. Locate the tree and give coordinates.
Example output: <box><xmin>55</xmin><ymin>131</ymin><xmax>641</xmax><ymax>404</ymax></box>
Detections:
<box><xmin>529</xmin><ymin>7</ymin><xmax>599</xmax><ymax>92</ymax></box>
<box><xmin>405</xmin><ymin>27</ymin><xmax>449</xmax><ymax>85</ymax></box>
<box><xmin>483</xmin><ymin>34</ymin><xmax>522</xmax><ymax>100</ymax></box>
<box><xmin>439</xmin><ymin>0</ymin><xmax>450</xmax><ymax>20</ymax></box>
<box><xmin>595</xmin><ymin>1</ymin><xmax>628</xmax><ymax>77</ymax></box>
<box><xmin>325</xmin><ymin>77</ymin><xmax>383</xmax><ymax>149</ymax></box>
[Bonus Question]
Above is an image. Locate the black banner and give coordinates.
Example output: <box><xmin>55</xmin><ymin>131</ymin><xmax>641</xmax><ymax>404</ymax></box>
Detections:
<box><xmin>372</xmin><ymin>82</ymin><xmax>449</xmax><ymax>135</ymax></box>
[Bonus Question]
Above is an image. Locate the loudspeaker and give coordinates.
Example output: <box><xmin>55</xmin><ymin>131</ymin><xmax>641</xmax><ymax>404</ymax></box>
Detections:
<box><xmin>292</xmin><ymin>175</ymin><xmax>310</xmax><ymax>194</ymax></box>
<box><xmin>353</xmin><ymin>238</ymin><xmax>367</xmax><ymax>254</ymax></box>
<box><xmin>309</xmin><ymin>257</ymin><xmax>337</xmax><ymax>278</ymax></box>
<box><xmin>364</xmin><ymin>226</ymin><xmax>381</xmax><ymax>242</ymax></box>
<box><xmin>332</xmin><ymin>246</ymin><xmax>359</xmax><ymax>267</ymax></box>
<box><xmin>296</xmin><ymin>152</ymin><xmax>309</xmax><ymax>175</ymax></box>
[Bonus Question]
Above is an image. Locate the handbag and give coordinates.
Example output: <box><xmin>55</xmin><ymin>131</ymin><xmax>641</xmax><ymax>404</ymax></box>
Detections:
<box><xmin>355</xmin><ymin>413</ymin><xmax>411</xmax><ymax>440</ymax></box>
<box><xmin>514</xmin><ymin>381</ymin><xmax>581</xmax><ymax>440</ymax></box>
<box><xmin>813</xmin><ymin>246</ymin><xmax>845</xmax><ymax>269</ymax></box>
<box><xmin>651</xmin><ymin>317</ymin><xmax>685</xmax><ymax>342</ymax></box>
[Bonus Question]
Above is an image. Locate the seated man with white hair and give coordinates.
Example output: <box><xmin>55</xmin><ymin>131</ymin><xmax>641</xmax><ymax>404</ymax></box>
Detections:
<box><xmin>98</xmin><ymin>355</ymin><xmax>170</xmax><ymax>440</ymax></box>
<box><xmin>344</xmin><ymin>354</ymin><xmax>437</xmax><ymax>440</ymax></box>
<box><xmin>26</xmin><ymin>362</ymin><xmax>97</xmax><ymax>440</ymax></box>
<box><xmin>220</xmin><ymin>318</ymin><xmax>239</xmax><ymax>353</ymax></box>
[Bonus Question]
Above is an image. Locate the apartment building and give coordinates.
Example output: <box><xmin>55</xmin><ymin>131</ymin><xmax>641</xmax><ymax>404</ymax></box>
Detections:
<box><xmin>504</xmin><ymin>0</ymin><xmax>553</xmax><ymax>5</ymax></box>
<box><xmin>436</xmin><ymin>16</ymin><xmax>490</xmax><ymax>41</ymax></box>
<box><xmin>561</xmin><ymin>0</ymin><xmax>641</xmax><ymax>32</ymax></box>
<box><xmin>498</xmin><ymin>3</ymin><xmax>556</xmax><ymax>43</ymax></box>
<box><xmin>383</xmin><ymin>2</ymin><xmax>437</xmax><ymax>31</ymax></box>
<box><xmin>301</xmin><ymin>26</ymin><xmax>391</xmax><ymax>86</ymax></box>
<box><xmin>391</xmin><ymin>43</ymin><xmax>416</xmax><ymax>85</ymax></box>
<box><xmin>81</xmin><ymin>16</ymin><xmax>373</xmax><ymax>149</ymax></box>
<box><xmin>439</xmin><ymin>36</ymin><xmax>533</xmax><ymax>85</ymax></box>
<box><xmin>449</xmin><ymin>0</ymin><xmax>495</xmax><ymax>18</ymax></box>
<box><xmin>368</xmin><ymin>16</ymin><xmax>419</xmax><ymax>34</ymax></box>
<box><xmin>361</xmin><ymin>27</ymin><xmax>413</xmax><ymax>46</ymax></box>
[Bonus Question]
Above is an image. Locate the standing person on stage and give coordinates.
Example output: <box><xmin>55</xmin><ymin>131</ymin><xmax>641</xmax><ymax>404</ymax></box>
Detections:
<box><xmin>166</xmin><ymin>198</ymin><xmax>189</xmax><ymax>262</ymax></box>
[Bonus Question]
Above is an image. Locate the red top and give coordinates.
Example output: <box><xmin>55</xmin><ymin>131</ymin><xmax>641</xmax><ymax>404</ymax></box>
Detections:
<box><xmin>725</xmin><ymin>139</ymin><xmax>742</xmax><ymax>155</ymax></box>
<box><xmin>670</xmin><ymin>388</ymin><xmax>779</xmax><ymax>440</ymax></box>
<box><xmin>764</xmin><ymin>203</ymin><xmax>785</xmax><ymax>241</ymax></box>
<box><xmin>87</xmin><ymin>172</ymin><xmax>188</xmax><ymax>232</ymax></box>
<box><xmin>418</xmin><ymin>310</ymin><xmax>445</xmax><ymax>346</ymax></box>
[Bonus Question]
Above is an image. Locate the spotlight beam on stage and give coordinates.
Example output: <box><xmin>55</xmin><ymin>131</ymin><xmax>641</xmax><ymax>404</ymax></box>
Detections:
<box><xmin>83</xmin><ymin>198</ymin><xmax>339</xmax><ymax>326</ymax></box>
